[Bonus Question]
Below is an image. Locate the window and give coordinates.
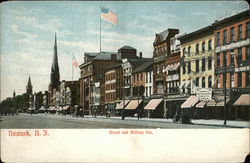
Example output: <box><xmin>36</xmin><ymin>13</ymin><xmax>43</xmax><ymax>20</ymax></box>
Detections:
<box><xmin>140</xmin><ymin>73</ymin><xmax>143</xmax><ymax>81</ymax></box>
<box><xmin>208</xmin><ymin>76</ymin><xmax>212</xmax><ymax>88</ymax></box>
<box><xmin>202</xmin><ymin>42</ymin><xmax>205</xmax><ymax>52</ymax></box>
<box><xmin>230</xmin><ymin>27</ymin><xmax>235</xmax><ymax>42</ymax></box>
<box><xmin>183</xmin><ymin>62</ymin><xmax>186</xmax><ymax>74</ymax></box>
<box><xmin>230</xmin><ymin>50</ymin><xmax>234</xmax><ymax>65</ymax></box>
<box><xmin>216</xmin><ymin>32</ymin><xmax>220</xmax><ymax>46</ymax></box>
<box><xmin>223</xmin><ymin>52</ymin><xmax>227</xmax><ymax>66</ymax></box>
<box><xmin>146</xmin><ymin>72</ymin><xmax>148</xmax><ymax>83</ymax></box>
<box><xmin>146</xmin><ymin>87</ymin><xmax>148</xmax><ymax>97</ymax></box>
<box><xmin>202</xmin><ymin>77</ymin><xmax>206</xmax><ymax>88</ymax></box>
<box><xmin>149</xmin><ymin>72</ymin><xmax>152</xmax><ymax>83</ymax></box>
<box><xmin>195</xmin><ymin>78</ymin><xmax>199</xmax><ymax>87</ymax></box>
<box><xmin>223</xmin><ymin>30</ymin><xmax>227</xmax><ymax>45</ymax></box>
<box><xmin>217</xmin><ymin>53</ymin><xmax>221</xmax><ymax>67</ymax></box>
<box><xmin>208</xmin><ymin>40</ymin><xmax>212</xmax><ymax>51</ymax></box>
<box><xmin>246</xmin><ymin>71</ymin><xmax>250</xmax><ymax>87</ymax></box>
<box><xmin>208</xmin><ymin>57</ymin><xmax>212</xmax><ymax>70</ymax></box>
<box><xmin>196</xmin><ymin>44</ymin><xmax>199</xmax><ymax>54</ymax></box>
<box><xmin>149</xmin><ymin>86</ymin><xmax>152</xmax><ymax>96</ymax></box>
<box><xmin>202</xmin><ymin>58</ymin><xmax>206</xmax><ymax>71</ymax></box>
<box><xmin>196</xmin><ymin>60</ymin><xmax>199</xmax><ymax>73</ymax></box>
<box><xmin>238</xmin><ymin>24</ymin><xmax>242</xmax><ymax>41</ymax></box>
<box><xmin>247</xmin><ymin>22</ymin><xmax>250</xmax><ymax>38</ymax></box>
<box><xmin>217</xmin><ymin>77</ymin><xmax>221</xmax><ymax>88</ymax></box>
<box><xmin>188</xmin><ymin>46</ymin><xmax>191</xmax><ymax>56</ymax></box>
<box><xmin>188</xmin><ymin>61</ymin><xmax>191</xmax><ymax>73</ymax></box>
<box><xmin>183</xmin><ymin>48</ymin><xmax>186</xmax><ymax>55</ymax></box>
<box><xmin>231</xmin><ymin>72</ymin><xmax>235</xmax><ymax>88</ymax></box>
<box><xmin>246</xmin><ymin>46</ymin><xmax>250</xmax><ymax>61</ymax></box>
<box><xmin>238</xmin><ymin>48</ymin><xmax>242</xmax><ymax>64</ymax></box>
<box><xmin>238</xmin><ymin>72</ymin><xmax>242</xmax><ymax>87</ymax></box>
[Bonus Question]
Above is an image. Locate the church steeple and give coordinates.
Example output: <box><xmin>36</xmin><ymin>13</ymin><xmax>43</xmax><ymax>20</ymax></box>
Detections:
<box><xmin>26</xmin><ymin>75</ymin><xmax>33</xmax><ymax>95</ymax></box>
<box><xmin>50</xmin><ymin>33</ymin><xmax>60</xmax><ymax>90</ymax></box>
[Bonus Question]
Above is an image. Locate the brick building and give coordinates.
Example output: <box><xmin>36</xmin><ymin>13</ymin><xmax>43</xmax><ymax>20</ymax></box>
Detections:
<box><xmin>153</xmin><ymin>28</ymin><xmax>179</xmax><ymax>95</ymax></box>
<box><xmin>79</xmin><ymin>52</ymin><xmax>121</xmax><ymax>115</ymax></box>
<box><xmin>104</xmin><ymin>64</ymin><xmax>123</xmax><ymax>114</ymax></box>
<box><xmin>213</xmin><ymin>10</ymin><xmax>250</xmax><ymax>120</ymax></box>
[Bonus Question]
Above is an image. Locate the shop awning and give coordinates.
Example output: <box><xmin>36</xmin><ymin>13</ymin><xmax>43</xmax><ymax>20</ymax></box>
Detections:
<box><xmin>164</xmin><ymin>64</ymin><xmax>172</xmax><ymax>72</ymax></box>
<box><xmin>172</xmin><ymin>62</ymin><xmax>180</xmax><ymax>71</ymax></box>
<box><xmin>196</xmin><ymin>101</ymin><xmax>208</xmax><ymax>108</ymax></box>
<box><xmin>181</xmin><ymin>95</ymin><xmax>198</xmax><ymax>108</ymax></box>
<box><xmin>216</xmin><ymin>98</ymin><xmax>230</xmax><ymax>106</ymax></box>
<box><xmin>63</xmin><ymin>106</ymin><xmax>70</xmax><ymax>111</ymax></box>
<box><xmin>206</xmin><ymin>99</ymin><xmax>217</xmax><ymax>107</ymax></box>
<box><xmin>116</xmin><ymin>100</ymin><xmax>130</xmax><ymax>109</ymax></box>
<box><xmin>144</xmin><ymin>99</ymin><xmax>162</xmax><ymax>110</ymax></box>
<box><xmin>234</xmin><ymin>94</ymin><xmax>250</xmax><ymax>106</ymax></box>
<box><xmin>125</xmin><ymin>100</ymin><xmax>142</xmax><ymax>110</ymax></box>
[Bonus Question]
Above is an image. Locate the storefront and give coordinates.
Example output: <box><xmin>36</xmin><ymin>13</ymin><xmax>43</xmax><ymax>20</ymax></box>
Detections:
<box><xmin>144</xmin><ymin>98</ymin><xmax>163</xmax><ymax>118</ymax></box>
<box><xmin>233</xmin><ymin>94</ymin><xmax>250</xmax><ymax>120</ymax></box>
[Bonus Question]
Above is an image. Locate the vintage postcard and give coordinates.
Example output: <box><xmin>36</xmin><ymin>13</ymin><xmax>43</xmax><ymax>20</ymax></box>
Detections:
<box><xmin>0</xmin><ymin>1</ymin><xmax>249</xmax><ymax>162</ymax></box>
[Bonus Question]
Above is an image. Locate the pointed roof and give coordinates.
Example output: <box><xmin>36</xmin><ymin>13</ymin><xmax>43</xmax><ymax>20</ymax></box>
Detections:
<box><xmin>51</xmin><ymin>33</ymin><xmax>59</xmax><ymax>72</ymax></box>
<box><xmin>27</xmin><ymin>75</ymin><xmax>32</xmax><ymax>87</ymax></box>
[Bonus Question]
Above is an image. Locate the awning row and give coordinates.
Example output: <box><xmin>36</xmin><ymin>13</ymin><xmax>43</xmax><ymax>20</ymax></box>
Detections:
<box><xmin>116</xmin><ymin>99</ymin><xmax>163</xmax><ymax>110</ymax></box>
<box><xmin>115</xmin><ymin>94</ymin><xmax>250</xmax><ymax>110</ymax></box>
<box><xmin>163</xmin><ymin>62</ymin><xmax>180</xmax><ymax>72</ymax></box>
<box><xmin>48</xmin><ymin>106</ymin><xmax>70</xmax><ymax>111</ymax></box>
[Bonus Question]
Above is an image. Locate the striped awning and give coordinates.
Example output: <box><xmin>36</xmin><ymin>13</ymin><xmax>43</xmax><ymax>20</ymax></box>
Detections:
<box><xmin>181</xmin><ymin>95</ymin><xmax>198</xmax><ymax>108</ymax></box>
<box><xmin>125</xmin><ymin>100</ymin><xmax>142</xmax><ymax>110</ymax></box>
<box><xmin>196</xmin><ymin>101</ymin><xmax>208</xmax><ymax>108</ymax></box>
<box><xmin>234</xmin><ymin>94</ymin><xmax>250</xmax><ymax>106</ymax></box>
<box><xmin>116</xmin><ymin>100</ymin><xmax>130</xmax><ymax>109</ymax></box>
<box><xmin>144</xmin><ymin>99</ymin><xmax>162</xmax><ymax>110</ymax></box>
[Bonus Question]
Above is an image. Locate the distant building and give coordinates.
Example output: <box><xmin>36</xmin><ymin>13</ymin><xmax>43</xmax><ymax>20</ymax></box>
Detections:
<box><xmin>60</xmin><ymin>80</ymin><xmax>80</xmax><ymax>106</ymax></box>
<box><xmin>26</xmin><ymin>76</ymin><xmax>33</xmax><ymax>108</ymax></box>
<box><xmin>48</xmin><ymin>33</ymin><xmax>61</xmax><ymax>106</ymax></box>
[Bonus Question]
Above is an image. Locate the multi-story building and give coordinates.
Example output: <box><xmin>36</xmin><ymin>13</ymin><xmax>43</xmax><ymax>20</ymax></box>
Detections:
<box><xmin>79</xmin><ymin>46</ymin><xmax>138</xmax><ymax>115</ymax></box>
<box><xmin>60</xmin><ymin>80</ymin><xmax>80</xmax><ymax>106</ymax></box>
<box><xmin>179</xmin><ymin>25</ymin><xmax>215</xmax><ymax>95</ymax></box>
<box><xmin>131</xmin><ymin>59</ymin><xmax>153</xmax><ymax>97</ymax></box>
<box><xmin>79</xmin><ymin>52</ymin><xmax>121</xmax><ymax>115</ymax></box>
<box><xmin>212</xmin><ymin>9</ymin><xmax>250</xmax><ymax>120</ymax></box>
<box><xmin>122</xmin><ymin>54</ymin><xmax>151</xmax><ymax>99</ymax></box>
<box><xmin>104</xmin><ymin>64</ymin><xmax>123</xmax><ymax>114</ymax></box>
<box><xmin>153</xmin><ymin>28</ymin><xmax>179</xmax><ymax>95</ymax></box>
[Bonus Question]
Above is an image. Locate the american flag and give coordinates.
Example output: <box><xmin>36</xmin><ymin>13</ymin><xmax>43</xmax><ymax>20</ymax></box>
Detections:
<box><xmin>101</xmin><ymin>7</ymin><xmax>118</xmax><ymax>25</ymax></box>
<box><xmin>72</xmin><ymin>54</ymin><xmax>79</xmax><ymax>68</ymax></box>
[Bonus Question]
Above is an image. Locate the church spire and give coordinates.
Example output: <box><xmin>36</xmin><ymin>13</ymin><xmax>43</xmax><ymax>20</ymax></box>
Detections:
<box><xmin>50</xmin><ymin>33</ymin><xmax>60</xmax><ymax>90</ymax></box>
<box><xmin>26</xmin><ymin>75</ymin><xmax>33</xmax><ymax>95</ymax></box>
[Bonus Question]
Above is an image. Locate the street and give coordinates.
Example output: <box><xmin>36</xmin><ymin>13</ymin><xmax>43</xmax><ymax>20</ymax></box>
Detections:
<box><xmin>0</xmin><ymin>113</ymin><xmax>227</xmax><ymax>128</ymax></box>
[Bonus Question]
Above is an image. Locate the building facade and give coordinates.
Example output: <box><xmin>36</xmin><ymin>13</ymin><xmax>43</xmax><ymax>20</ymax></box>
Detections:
<box><xmin>179</xmin><ymin>26</ymin><xmax>215</xmax><ymax>95</ymax></box>
<box><xmin>213</xmin><ymin>10</ymin><xmax>250</xmax><ymax>120</ymax></box>
<box><xmin>79</xmin><ymin>51</ymin><xmax>123</xmax><ymax>115</ymax></box>
<box><xmin>153</xmin><ymin>28</ymin><xmax>179</xmax><ymax>95</ymax></box>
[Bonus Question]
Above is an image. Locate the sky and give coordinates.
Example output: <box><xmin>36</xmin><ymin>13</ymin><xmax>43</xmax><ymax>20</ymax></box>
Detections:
<box><xmin>0</xmin><ymin>1</ymin><xmax>249</xmax><ymax>101</ymax></box>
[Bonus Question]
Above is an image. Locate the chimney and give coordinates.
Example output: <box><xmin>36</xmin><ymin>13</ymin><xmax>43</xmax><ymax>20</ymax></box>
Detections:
<box><xmin>139</xmin><ymin>52</ymin><xmax>142</xmax><ymax>58</ymax></box>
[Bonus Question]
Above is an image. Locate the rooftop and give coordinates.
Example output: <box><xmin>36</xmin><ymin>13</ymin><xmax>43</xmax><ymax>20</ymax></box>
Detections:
<box><xmin>132</xmin><ymin>59</ymin><xmax>154</xmax><ymax>73</ymax></box>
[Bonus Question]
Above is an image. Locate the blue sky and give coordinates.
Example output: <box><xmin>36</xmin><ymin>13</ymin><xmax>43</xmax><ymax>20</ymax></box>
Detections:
<box><xmin>0</xmin><ymin>1</ymin><xmax>249</xmax><ymax>101</ymax></box>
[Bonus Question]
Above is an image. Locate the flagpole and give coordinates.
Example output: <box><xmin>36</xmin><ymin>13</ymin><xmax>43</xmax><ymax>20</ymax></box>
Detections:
<box><xmin>99</xmin><ymin>5</ymin><xmax>102</xmax><ymax>53</ymax></box>
<box><xmin>72</xmin><ymin>53</ymin><xmax>74</xmax><ymax>84</ymax></box>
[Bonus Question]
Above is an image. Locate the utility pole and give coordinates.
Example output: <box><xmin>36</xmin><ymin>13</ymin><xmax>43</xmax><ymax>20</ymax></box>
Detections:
<box><xmin>223</xmin><ymin>64</ymin><xmax>227</xmax><ymax>125</ymax></box>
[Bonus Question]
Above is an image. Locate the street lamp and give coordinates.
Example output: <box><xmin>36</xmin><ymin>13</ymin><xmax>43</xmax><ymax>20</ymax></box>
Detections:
<box><xmin>223</xmin><ymin>52</ymin><xmax>238</xmax><ymax>125</ymax></box>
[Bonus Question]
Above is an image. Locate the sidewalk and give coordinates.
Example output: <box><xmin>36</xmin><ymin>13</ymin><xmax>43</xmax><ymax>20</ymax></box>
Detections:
<box><xmin>22</xmin><ymin>113</ymin><xmax>250</xmax><ymax>128</ymax></box>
